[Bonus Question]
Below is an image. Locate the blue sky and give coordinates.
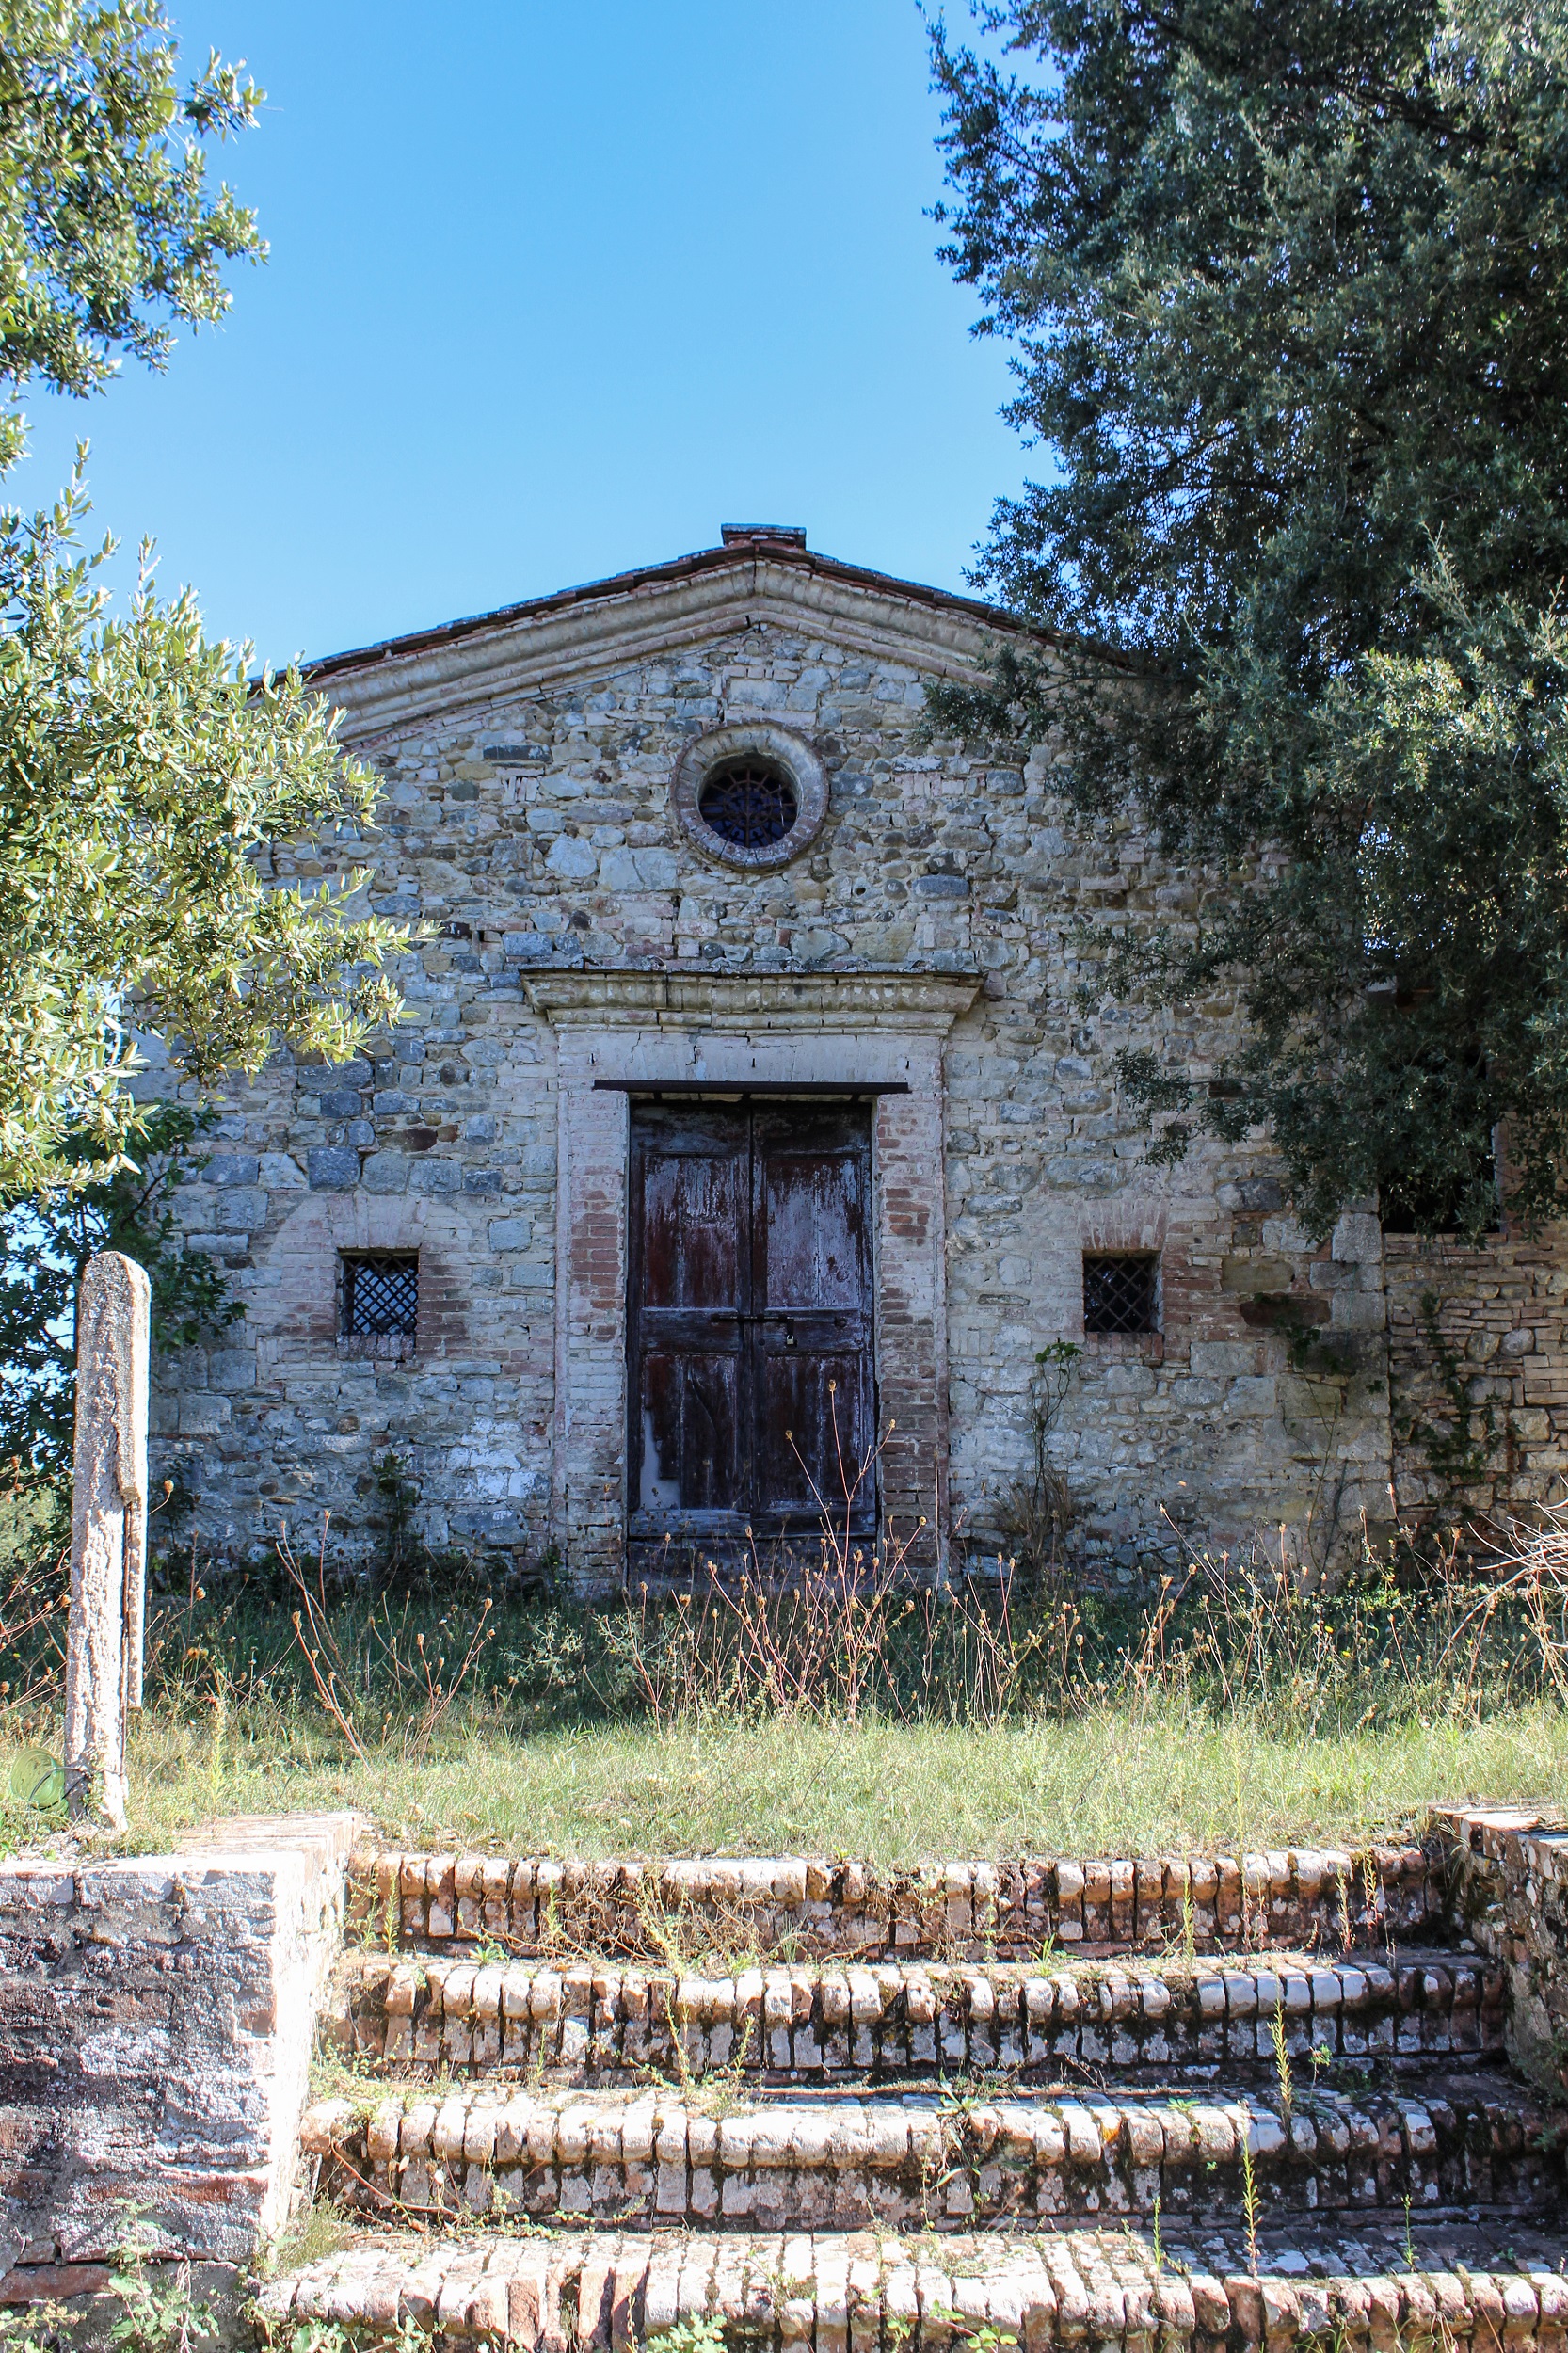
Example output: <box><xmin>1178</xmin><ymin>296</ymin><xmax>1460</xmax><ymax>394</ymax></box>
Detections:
<box><xmin>9</xmin><ymin>1</ymin><xmax>1024</xmax><ymax>669</ymax></box>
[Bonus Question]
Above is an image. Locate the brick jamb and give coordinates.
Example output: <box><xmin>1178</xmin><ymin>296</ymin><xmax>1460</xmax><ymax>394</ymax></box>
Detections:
<box><xmin>534</xmin><ymin>972</ymin><xmax>979</xmax><ymax>1595</ymax></box>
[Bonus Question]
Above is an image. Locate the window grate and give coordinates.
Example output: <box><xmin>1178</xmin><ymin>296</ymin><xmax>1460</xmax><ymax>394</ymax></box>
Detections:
<box><xmin>697</xmin><ymin>759</ymin><xmax>798</xmax><ymax>849</ymax></box>
<box><xmin>1083</xmin><ymin>1253</ymin><xmax>1159</xmax><ymax>1336</ymax></box>
<box><xmin>343</xmin><ymin>1253</ymin><xmax>419</xmax><ymax>1337</ymax></box>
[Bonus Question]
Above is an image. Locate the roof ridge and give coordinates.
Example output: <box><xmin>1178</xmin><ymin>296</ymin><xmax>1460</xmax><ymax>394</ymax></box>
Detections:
<box><xmin>302</xmin><ymin>536</ymin><xmax>1035</xmax><ymax>686</ymax></box>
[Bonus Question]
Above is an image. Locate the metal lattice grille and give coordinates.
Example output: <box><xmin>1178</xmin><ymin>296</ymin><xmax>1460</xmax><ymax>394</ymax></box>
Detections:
<box><xmin>343</xmin><ymin>1253</ymin><xmax>419</xmax><ymax>1337</ymax></box>
<box><xmin>698</xmin><ymin>759</ymin><xmax>798</xmax><ymax>848</ymax></box>
<box><xmin>1083</xmin><ymin>1253</ymin><xmax>1159</xmax><ymax>1336</ymax></box>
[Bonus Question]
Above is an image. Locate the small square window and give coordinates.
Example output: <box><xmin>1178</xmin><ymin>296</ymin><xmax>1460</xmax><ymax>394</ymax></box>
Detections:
<box><xmin>1083</xmin><ymin>1252</ymin><xmax>1159</xmax><ymax>1336</ymax></box>
<box><xmin>341</xmin><ymin>1252</ymin><xmax>419</xmax><ymax>1338</ymax></box>
<box><xmin>1380</xmin><ymin>1152</ymin><xmax>1498</xmax><ymax>1236</ymax></box>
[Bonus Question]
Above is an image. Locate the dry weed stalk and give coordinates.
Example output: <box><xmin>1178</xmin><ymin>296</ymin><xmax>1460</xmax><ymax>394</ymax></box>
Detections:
<box><xmin>616</xmin><ymin>1388</ymin><xmax>1063</xmax><ymax>1727</ymax></box>
<box><xmin>281</xmin><ymin>1520</ymin><xmax>495</xmax><ymax>1763</ymax></box>
<box><xmin>993</xmin><ymin>1340</ymin><xmax>1080</xmax><ymax>1599</ymax></box>
<box><xmin>1447</xmin><ymin>1501</ymin><xmax>1568</xmax><ymax>1700</ymax></box>
<box><xmin>0</xmin><ymin>1536</ymin><xmax>68</xmax><ymax>1721</ymax></box>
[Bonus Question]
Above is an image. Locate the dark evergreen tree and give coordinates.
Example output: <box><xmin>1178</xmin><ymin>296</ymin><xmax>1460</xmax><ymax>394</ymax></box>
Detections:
<box><xmin>931</xmin><ymin>0</ymin><xmax>1568</xmax><ymax>1235</ymax></box>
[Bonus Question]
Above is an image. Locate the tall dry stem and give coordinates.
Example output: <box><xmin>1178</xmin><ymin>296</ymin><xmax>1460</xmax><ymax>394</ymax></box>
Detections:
<box><xmin>280</xmin><ymin>1521</ymin><xmax>496</xmax><ymax>1760</ymax></box>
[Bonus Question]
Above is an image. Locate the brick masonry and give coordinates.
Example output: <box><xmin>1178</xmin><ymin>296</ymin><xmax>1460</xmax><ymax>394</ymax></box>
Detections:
<box><xmin>0</xmin><ymin>1805</ymin><xmax>1560</xmax><ymax>2286</ymax></box>
<box><xmin>346</xmin><ymin>1841</ymin><xmax>1444</xmax><ymax>1960</ymax></box>
<box><xmin>136</xmin><ymin>536</ymin><xmax>1568</xmax><ymax>1586</ymax></box>
<box><xmin>255</xmin><ymin>2223</ymin><xmax>1568</xmax><ymax>2353</ymax></box>
<box><xmin>301</xmin><ymin>2072</ymin><xmax>1559</xmax><ymax>2232</ymax></box>
<box><xmin>330</xmin><ymin>1948</ymin><xmax>1508</xmax><ymax>2082</ymax></box>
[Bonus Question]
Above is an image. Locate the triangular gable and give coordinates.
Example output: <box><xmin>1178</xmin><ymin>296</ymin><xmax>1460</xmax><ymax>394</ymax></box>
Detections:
<box><xmin>303</xmin><ymin>531</ymin><xmax>1040</xmax><ymax>739</ymax></box>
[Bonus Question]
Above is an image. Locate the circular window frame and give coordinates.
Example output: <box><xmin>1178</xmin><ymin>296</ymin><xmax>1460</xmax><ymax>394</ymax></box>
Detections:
<box><xmin>672</xmin><ymin>723</ymin><xmax>829</xmax><ymax>872</ymax></box>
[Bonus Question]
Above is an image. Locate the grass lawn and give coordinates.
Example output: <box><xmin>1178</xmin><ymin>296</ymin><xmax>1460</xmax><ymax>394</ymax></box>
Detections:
<box><xmin>17</xmin><ymin>1697</ymin><xmax>1555</xmax><ymax>1862</ymax></box>
<box><xmin>6</xmin><ymin>1545</ymin><xmax>1567</xmax><ymax>1862</ymax></box>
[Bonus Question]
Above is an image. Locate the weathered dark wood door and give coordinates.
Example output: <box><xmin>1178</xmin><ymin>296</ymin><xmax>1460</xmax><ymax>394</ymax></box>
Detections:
<box><xmin>627</xmin><ymin>1099</ymin><xmax>873</xmax><ymax>1555</ymax></box>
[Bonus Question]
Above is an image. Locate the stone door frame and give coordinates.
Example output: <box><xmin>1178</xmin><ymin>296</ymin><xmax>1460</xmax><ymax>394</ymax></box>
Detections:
<box><xmin>527</xmin><ymin>969</ymin><xmax>982</xmax><ymax>1595</ymax></box>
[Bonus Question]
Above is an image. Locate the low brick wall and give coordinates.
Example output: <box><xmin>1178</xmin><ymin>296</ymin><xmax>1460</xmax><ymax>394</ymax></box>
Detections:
<box><xmin>1437</xmin><ymin>1803</ymin><xmax>1568</xmax><ymax>2095</ymax></box>
<box><xmin>351</xmin><ymin>1841</ymin><xmax>1445</xmax><ymax>1960</ymax></box>
<box><xmin>332</xmin><ymin>1948</ymin><xmax>1508</xmax><ymax>2081</ymax></box>
<box><xmin>0</xmin><ymin>1813</ymin><xmax>357</xmax><ymax>2286</ymax></box>
<box><xmin>300</xmin><ymin>2074</ymin><xmax>1559</xmax><ymax>2230</ymax></box>
<box><xmin>258</xmin><ymin>2223</ymin><xmax>1568</xmax><ymax>2353</ymax></box>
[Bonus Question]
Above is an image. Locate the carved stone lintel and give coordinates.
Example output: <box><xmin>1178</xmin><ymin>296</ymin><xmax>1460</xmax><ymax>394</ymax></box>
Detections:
<box><xmin>526</xmin><ymin>965</ymin><xmax>984</xmax><ymax>1034</ymax></box>
<box><xmin>63</xmin><ymin>1251</ymin><xmax>151</xmax><ymax>1830</ymax></box>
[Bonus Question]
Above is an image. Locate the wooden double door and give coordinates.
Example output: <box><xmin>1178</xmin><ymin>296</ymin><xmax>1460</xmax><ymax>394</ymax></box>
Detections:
<box><xmin>627</xmin><ymin>1098</ymin><xmax>875</xmax><ymax>1557</ymax></box>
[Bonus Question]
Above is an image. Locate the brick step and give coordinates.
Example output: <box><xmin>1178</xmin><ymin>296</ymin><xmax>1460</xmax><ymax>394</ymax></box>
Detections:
<box><xmin>329</xmin><ymin>1949</ymin><xmax>1506</xmax><ymax>2082</ymax></box>
<box><xmin>350</xmin><ymin>1843</ymin><xmax>1444</xmax><ymax>1961</ymax></box>
<box><xmin>255</xmin><ymin>2221</ymin><xmax>1568</xmax><ymax>2351</ymax></box>
<box><xmin>299</xmin><ymin>2069</ymin><xmax>1559</xmax><ymax>2232</ymax></box>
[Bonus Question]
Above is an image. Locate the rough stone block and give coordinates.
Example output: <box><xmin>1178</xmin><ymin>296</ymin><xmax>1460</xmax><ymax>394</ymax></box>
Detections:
<box><xmin>1333</xmin><ymin>1212</ymin><xmax>1383</xmax><ymax>1264</ymax></box>
<box><xmin>215</xmin><ymin>1188</ymin><xmax>267</xmax><ymax>1230</ymax></box>
<box><xmin>1221</xmin><ymin>1257</ymin><xmax>1294</xmax><ymax>1293</ymax></box>
<box><xmin>361</xmin><ymin>1152</ymin><xmax>410</xmax><ymax>1193</ymax></box>
<box><xmin>545</xmin><ymin>836</ymin><xmax>599</xmax><ymax>880</ymax></box>
<box><xmin>600</xmin><ymin>848</ymin><xmax>679</xmax><ymax>891</ymax></box>
<box><xmin>409</xmin><ymin>1159</ymin><xmax>462</xmax><ymax>1194</ymax></box>
<box><xmin>307</xmin><ymin>1148</ymin><xmax>360</xmax><ymax>1191</ymax></box>
<box><xmin>1330</xmin><ymin>1292</ymin><xmax>1386</xmax><ymax>1332</ymax></box>
<box><xmin>1188</xmin><ymin>1341</ymin><xmax>1258</xmax><ymax>1377</ymax></box>
<box><xmin>178</xmin><ymin>1395</ymin><xmax>231</xmax><ymax>1435</ymax></box>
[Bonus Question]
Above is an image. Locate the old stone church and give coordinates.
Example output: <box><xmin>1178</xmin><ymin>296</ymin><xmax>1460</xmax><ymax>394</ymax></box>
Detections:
<box><xmin>148</xmin><ymin>527</ymin><xmax>1568</xmax><ymax>1591</ymax></box>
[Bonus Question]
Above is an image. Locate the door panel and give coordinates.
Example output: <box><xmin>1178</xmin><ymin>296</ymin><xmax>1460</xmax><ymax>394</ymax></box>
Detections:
<box><xmin>759</xmin><ymin>1345</ymin><xmax>871</xmax><ymax>1515</ymax></box>
<box><xmin>638</xmin><ymin>1348</ymin><xmax>741</xmax><ymax>1515</ymax></box>
<box><xmin>628</xmin><ymin>1107</ymin><xmax>749</xmax><ymax>1542</ymax></box>
<box><xmin>753</xmin><ymin>1111</ymin><xmax>872</xmax><ymax>1527</ymax></box>
<box><xmin>641</xmin><ymin>1144</ymin><xmax>744</xmax><ymax>1308</ymax></box>
<box><xmin>759</xmin><ymin>1148</ymin><xmax>865</xmax><ymax>1308</ymax></box>
<box><xmin>628</xmin><ymin>1099</ymin><xmax>873</xmax><ymax>1551</ymax></box>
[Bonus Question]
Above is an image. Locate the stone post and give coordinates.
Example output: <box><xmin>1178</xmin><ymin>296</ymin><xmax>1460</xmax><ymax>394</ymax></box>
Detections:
<box><xmin>63</xmin><ymin>1251</ymin><xmax>151</xmax><ymax>1830</ymax></box>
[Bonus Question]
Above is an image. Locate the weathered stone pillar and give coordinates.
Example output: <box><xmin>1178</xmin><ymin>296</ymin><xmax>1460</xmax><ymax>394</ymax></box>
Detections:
<box><xmin>63</xmin><ymin>1251</ymin><xmax>151</xmax><ymax>1830</ymax></box>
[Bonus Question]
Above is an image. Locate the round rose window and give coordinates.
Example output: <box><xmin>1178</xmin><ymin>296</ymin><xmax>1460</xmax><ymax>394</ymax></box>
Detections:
<box><xmin>696</xmin><ymin>759</ymin><xmax>800</xmax><ymax>850</ymax></box>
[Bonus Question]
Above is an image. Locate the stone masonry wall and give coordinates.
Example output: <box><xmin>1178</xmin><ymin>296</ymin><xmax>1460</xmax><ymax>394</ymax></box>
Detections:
<box><xmin>1386</xmin><ymin>1232</ymin><xmax>1568</xmax><ymax>1526</ymax></box>
<box><xmin>1437</xmin><ymin>1804</ymin><xmax>1568</xmax><ymax>2097</ymax></box>
<box><xmin>0</xmin><ymin>1814</ymin><xmax>355</xmax><ymax>2281</ymax></box>
<box><xmin>145</xmin><ymin>574</ymin><xmax>1407</xmax><ymax>1583</ymax></box>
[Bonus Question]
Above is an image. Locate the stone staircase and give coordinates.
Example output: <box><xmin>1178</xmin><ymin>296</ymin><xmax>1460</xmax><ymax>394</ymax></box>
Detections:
<box><xmin>259</xmin><ymin>1829</ymin><xmax>1568</xmax><ymax>2350</ymax></box>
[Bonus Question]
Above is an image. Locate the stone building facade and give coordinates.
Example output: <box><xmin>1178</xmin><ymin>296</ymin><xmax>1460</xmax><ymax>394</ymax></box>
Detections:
<box><xmin>146</xmin><ymin>528</ymin><xmax>1568</xmax><ymax>1590</ymax></box>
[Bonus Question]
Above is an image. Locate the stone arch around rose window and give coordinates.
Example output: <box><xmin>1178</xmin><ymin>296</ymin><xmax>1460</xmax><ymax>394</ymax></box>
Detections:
<box><xmin>670</xmin><ymin>721</ymin><xmax>829</xmax><ymax>872</ymax></box>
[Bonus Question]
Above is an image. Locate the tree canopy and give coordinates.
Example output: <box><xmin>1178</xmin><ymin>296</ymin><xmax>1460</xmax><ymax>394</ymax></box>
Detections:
<box><xmin>931</xmin><ymin>0</ymin><xmax>1568</xmax><ymax>1236</ymax></box>
<box><xmin>0</xmin><ymin>2</ymin><xmax>405</xmax><ymax>1197</ymax></box>
<box><xmin>0</xmin><ymin>1100</ymin><xmax>236</xmax><ymax>1494</ymax></box>
<box><xmin>0</xmin><ymin>0</ymin><xmax>264</xmax><ymax>460</ymax></box>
